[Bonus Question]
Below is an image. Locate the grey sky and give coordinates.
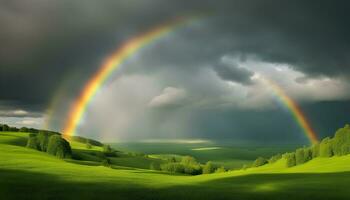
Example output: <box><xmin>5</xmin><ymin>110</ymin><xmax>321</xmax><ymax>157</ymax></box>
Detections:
<box><xmin>1</xmin><ymin>0</ymin><xmax>350</xmax><ymax>143</ymax></box>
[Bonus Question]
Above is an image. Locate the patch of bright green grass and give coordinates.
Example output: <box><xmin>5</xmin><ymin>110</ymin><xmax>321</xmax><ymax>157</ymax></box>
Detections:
<box><xmin>1</xmin><ymin>132</ymin><xmax>350</xmax><ymax>199</ymax></box>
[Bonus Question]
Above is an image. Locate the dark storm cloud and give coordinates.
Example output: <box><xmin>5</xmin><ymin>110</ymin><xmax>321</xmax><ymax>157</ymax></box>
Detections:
<box><xmin>214</xmin><ymin>61</ymin><xmax>254</xmax><ymax>85</ymax></box>
<box><xmin>1</xmin><ymin>0</ymin><xmax>350</xmax><ymax>115</ymax></box>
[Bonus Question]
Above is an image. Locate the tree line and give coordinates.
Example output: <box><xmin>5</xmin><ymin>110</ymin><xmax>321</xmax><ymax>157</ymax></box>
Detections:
<box><xmin>27</xmin><ymin>131</ymin><xmax>72</xmax><ymax>159</ymax></box>
<box><xmin>0</xmin><ymin>124</ymin><xmax>60</xmax><ymax>135</ymax></box>
<box><xmin>250</xmin><ymin>124</ymin><xmax>350</xmax><ymax>168</ymax></box>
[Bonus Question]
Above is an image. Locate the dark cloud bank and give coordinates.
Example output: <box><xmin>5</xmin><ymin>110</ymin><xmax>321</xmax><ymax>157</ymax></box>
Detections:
<box><xmin>1</xmin><ymin>0</ymin><xmax>350</xmax><ymax>143</ymax></box>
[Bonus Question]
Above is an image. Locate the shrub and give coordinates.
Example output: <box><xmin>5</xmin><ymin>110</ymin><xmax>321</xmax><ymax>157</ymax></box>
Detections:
<box><xmin>311</xmin><ymin>143</ymin><xmax>320</xmax><ymax>158</ymax></box>
<box><xmin>215</xmin><ymin>166</ymin><xmax>226</xmax><ymax>173</ymax></box>
<box><xmin>2</xmin><ymin>124</ymin><xmax>9</xmax><ymax>132</ymax></box>
<box><xmin>102</xmin><ymin>159</ymin><xmax>111</xmax><ymax>167</ymax></box>
<box><xmin>252</xmin><ymin>157</ymin><xmax>268</xmax><ymax>167</ymax></box>
<box><xmin>332</xmin><ymin>125</ymin><xmax>350</xmax><ymax>156</ymax></box>
<box><xmin>160</xmin><ymin>163</ymin><xmax>185</xmax><ymax>174</ymax></box>
<box><xmin>320</xmin><ymin>137</ymin><xmax>333</xmax><ymax>157</ymax></box>
<box><xmin>86</xmin><ymin>141</ymin><xmax>92</xmax><ymax>149</ymax></box>
<box><xmin>202</xmin><ymin>161</ymin><xmax>215</xmax><ymax>174</ymax></box>
<box><xmin>19</xmin><ymin>127</ymin><xmax>29</xmax><ymax>132</ymax></box>
<box><xmin>47</xmin><ymin>135</ymin><xmax>72</xmax><ymax>159</ymax></box>
<box><xmin>284</xmin><ymin>152</ymin><xmax>296</xmax><ymax>167</ymax></box>
<box><xmin>26</xmin><ymin>134</ymin><xmax>39</xmax><ymax>150</ymax></box>
<box><xmin>37</xmin><ymin>132</ymin><xmax>51</xmax><ymax>152</ymax></box>
<box><xmin>295</xmin><ymin>148</ymin><xmax>305</xmax><ymax>165</ymax></box>
<box><xmin>268</xmin><ymin>153</ymin><xmax>282</xmax><ymax>164</ymax></box>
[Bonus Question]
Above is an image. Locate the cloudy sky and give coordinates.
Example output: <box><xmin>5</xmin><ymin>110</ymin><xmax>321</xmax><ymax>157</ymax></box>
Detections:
<box><xmin>1</xmin><ymin>0</ymin><xmax>350</xmax><ymax>143</ymax></box>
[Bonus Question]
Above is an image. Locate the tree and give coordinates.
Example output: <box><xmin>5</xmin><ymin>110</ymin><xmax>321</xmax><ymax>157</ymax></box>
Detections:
<box><xmin>284</xmin><ymin>152</ymin><xmax>296</xmax><ymax>167</ymax></box>
<box><xmin>26</xmin><ymin>133</ymin><xmax>39</xmax><ymax>150</ymax></box>
<box><xmin>19</xmin><ymin>127</ymin><xmax>29</xmax><ymax>132</ymax></box>
<box><xmin>86</xmin><ymin>140</ymin><xmax>92</xmax><ymax>149</ymax></box>
<box><xmin>295</xmin><ymin>148</ymin><xmax>305</xmax><ymax>165</ymax></box>
<box><xmin>332</xmin><ymin>124</ymin><xmax>350</xmax><ymax>156</ymax></box>
<box><xmin>215</xmin><ymin>166</ymin><xmax>226</xmax><ymax>173</ymax></box>
<box><xmin>37</xmin><ymin>131</ymin><xmax>52</xmax><ymax>152</ymax></box>
<box><xmin>319</xmin><ymin>137</ymin><xmax>333</xmax><ymax>157</ymax></box>
<box><xmin>268</xmin><ymin>153</ymin><xmax>282</xmax><ymax>164</ymax></box>
<box><xmin>252</xmin><ymin>157</ymin><xmax>268</xmax><ymax>167</ymax></box>
<box><xmin>102</xmin><ymin>159</ymin><xmax>111</xmax><ymax>167</ymax></box>
<box><xmin>181</xmin><ymin>156</ymin><xmax>198</xmax><ymax>165</ymax></box>
<box><xmin>103</xmin><ymin>144</ymin><xmax>112</xmax><ymax>153</ymax></box>
<box><xmin>304</xmin><ymin>147</ymin><xmax>312</xmax><ymax>162</ymax></box>
<box><xmin>47</xmin><ymin>135</ymin><xmax>72</xmax><ymax>159</ymax></box>
<box><xmin>202</xmin><ymin>161</ymin><xmax>215</xmax><ymax>174</ymax></box>
<box><xmin>311</xmin><ymin>143</ymin><xmax>320</xmax><ymax>158</ymax></box>
<box><xmin>2</xmin><ymin>124</ymin><xmax>9</xmax><ymax>132</ymax></box>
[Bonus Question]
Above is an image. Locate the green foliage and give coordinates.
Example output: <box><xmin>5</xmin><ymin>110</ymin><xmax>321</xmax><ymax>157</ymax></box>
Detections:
<box><xmin>150</xmin><ymin>162</ymin><xmax>159</xmax><ymax>170</ymax></box>
<box><xmin>215</xmin><ymin>166</ymin><xmax>226</xmax><ymax>173</ymax></box>
<box><xmin>46</xmin><ymin>135</ymin><xmax>72</xmax><ymax>159</ymax></box>
<box><xmin>102</xmin><ymin>159</ymin><xmax>111</xmax><ymax>167</ymax></box>
<box><xmin>71</xmin><ymin>136</ymin><xmax>103</xmax><ymax>147</ymax></box>
<box><xmin>202</xmin><ymin>161</ymin><xmax>215</xmax><ymax>174</ymax></box>
<box><xmin>332</xmin><ymin>124</ymin><xmax>350</xmax><ymax>156</ymax></box>
<box><xmin>160</xmin><ymin>162</ymin><xmax>185</xmax><ymax>174</ymax></box>
<box><xmin>304</xmin><ymin>147</ymin><xmax>312</xmax><ymax>161</ymax></box>
<box><xmin>86</xmin><ymin>141</ymin><xmax>92</xmax><ymax>149</ymax></box>
<box><xmin>268</xmin><ymin>153</ymin><xmax>282</xmax><ymax>164</ymax></box>
<box><xmin>311</xmin><ymin>143</ymin><xmax>320</xmax><ymax>158</ymax></box>
<box><xmin>19</xmin><ymin>127</ymin><xmax>29</xmax><ymax>132</ymax></box>
<box><xmin>252</xmin><ymin>157</ymin><xmax>268</xmax><ymax>167</ymax></box>
<box><xmin>295</xmin><ymin>148</ymin><xmax>305</xmax><ymax>165</ymax></box>
<box><xmin>284</xmin><ymin>152</ymin><xmax>296</xmax><ymax>167</ymax></box>
<box><xmin>2</xmin><ymin>124</ymin><xmax>9</xmax><ymax>131</ymax></box>
<box><xmin>160</xmin><ymin>156</ymin><xmax>203</xmax><ymax>175</ymax></box>
<box><xmin>26</xmin><ymin>134</ymin><xmax>39</xmax><ymax>150</ymax></box>
<box><xmin>320</xmin><ymin>137</ymin><xmax>333</xmax><ymax>157</ymax></box>
<box><xmin>37</xmin><ymin>132</ymin><xmax>50</xmax><ymax>152</ymax></box>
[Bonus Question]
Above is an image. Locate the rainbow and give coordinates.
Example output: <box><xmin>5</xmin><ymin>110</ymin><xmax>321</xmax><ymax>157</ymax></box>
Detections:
<box><xmin>60</xmin><ymin>15</ymin><xmax>318</xmax><ymax>144</ymax></box>
<box><xmin>263</xmin><ymin>78</ymin><xmax>318</xmax><ymax>144</ymax></box>
<box><xmin>62</xmin><ymin>16</ymin><xmax>200</xmax><ymax>137</ymax></box>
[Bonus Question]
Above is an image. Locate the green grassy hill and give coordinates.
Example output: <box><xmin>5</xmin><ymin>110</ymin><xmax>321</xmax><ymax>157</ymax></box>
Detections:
<box><xmin>1</xmin><ymin>131</ymin><xmax>350</xmax><ymax>200</ymax></box>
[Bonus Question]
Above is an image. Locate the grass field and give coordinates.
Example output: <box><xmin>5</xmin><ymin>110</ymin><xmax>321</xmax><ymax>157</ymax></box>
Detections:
<box><xmin>1</xmin><ymin>132</ymin><xmax>350</xmax><ymax>200</ymax></box>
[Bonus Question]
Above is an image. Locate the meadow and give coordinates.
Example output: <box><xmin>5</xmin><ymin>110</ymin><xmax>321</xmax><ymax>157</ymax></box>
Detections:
<box><xmin>1</xmin><ymin>131</ymin><xmax>350</xmax><ymax>200</ymax></box>
<box><xmin>111</xmin><ymin>141</ymin><xmax>297</xmax><ymax>169</ymax></box>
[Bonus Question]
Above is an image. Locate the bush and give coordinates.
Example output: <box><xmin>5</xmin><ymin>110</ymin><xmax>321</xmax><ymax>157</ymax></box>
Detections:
<box><xmin>284</xmin><ymin>152</ymin><xmax>296</xmax><ymax>167</ymax></box>
<box><xmin>47</xmin><ymin>135</ymin><xmax>72</xmax><ymax>159</ymax></box>
<box><xmin>311</xmin><ymin>143</ymin><xmax>320</xmax><ymax>158</ymax></box>
<box><xmin>202</xmin><ymin>161</ymin><xmax>215</xmax><ymax>174</ymax></box>
<box><xmin>215</xmin><ymin>166</ymin><xmax>226</xmax><ymax>173</ymax></box>
<box><xmin>268</xmin><ymin>153</ymin><xmax>282</xmax><ymax>164</ymax></box>
<box><xmin>86</xmin><ymin>141</ymin><xmax>92</xmax><ymax>149</ymax></box>
<box><xmin>19</xmin><ymin>127</ymin><xmax>29</xmax><ymax>132</ymax></box>
<box><xmin>150</xmin><ymin>162</ymin><xmax>159</xmax><ymax>170</ymax></box>
<box><xmin>332</xmin><ymin>124</ymin><xmax>350</xmax><ymax>156</ymax></box>
<box><xmin>320</xmin><ymin>137</ymin><xmax>333</xmax><ymax>157</ymax></box>
<box><xmin>102</xmin><ymin>159</ymin><xmax>111</xmax><ymax>167</ymax></box>
<box><xmin>37</xmin><ymin>131</ymin><xmax>51</xmax><ymax>152</ymax></box>
<box><xmin>295</xmin><ymin>148</ymin><xmax>305</xmax><ymax>165</ymax></box>
<box><xmin>26</xmin><ymin>134</ymin><xmax>39</xmax><ymax>150</ymax></box>
<box><xmin>160</xmin><ymin>163</ymin><xmax>185</xmax><ymax>174</ymax></box>
<box><xmin>2</xmin><ymin>124</ymin><xmax>9</xmax><ymax>131</ymax></box>
<box><xmin>252</xmin><ymin>157</ymin><xmax>268</xmax><ymax>167</ymax></box>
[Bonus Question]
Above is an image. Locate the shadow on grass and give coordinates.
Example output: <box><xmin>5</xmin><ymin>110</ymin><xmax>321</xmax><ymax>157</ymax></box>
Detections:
<box><xmin>0</xmin><ymin>133</ymin><xmax>28</xmax><ymax>146</ymax></box>
<box><xmin>1</xmin><ymin>169</ymin><xmax>350</xmax><ymax>200</ymax></box>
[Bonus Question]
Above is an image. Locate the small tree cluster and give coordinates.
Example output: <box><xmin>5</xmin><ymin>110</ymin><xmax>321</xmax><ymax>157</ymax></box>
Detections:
<box><xmin>26</xmin><ymin>131</ymin><xmax>72</xmax><ymax>159</ymax></box>
<box><xmin>160</xmin><ymin>156</ymin><xmax>223</xmax><ymax>175</ymax></box>
<box><xmin>252</xmin><ymin>157</ymin><xmax>268</xmax><ymax>167</ymax></box>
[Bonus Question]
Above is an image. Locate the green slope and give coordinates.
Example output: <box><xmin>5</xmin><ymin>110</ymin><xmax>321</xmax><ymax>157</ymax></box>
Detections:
<box><xmin>1</xmin><ymin>131</ymin><xmax>350</xmax><ymax>200</ymax></box>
